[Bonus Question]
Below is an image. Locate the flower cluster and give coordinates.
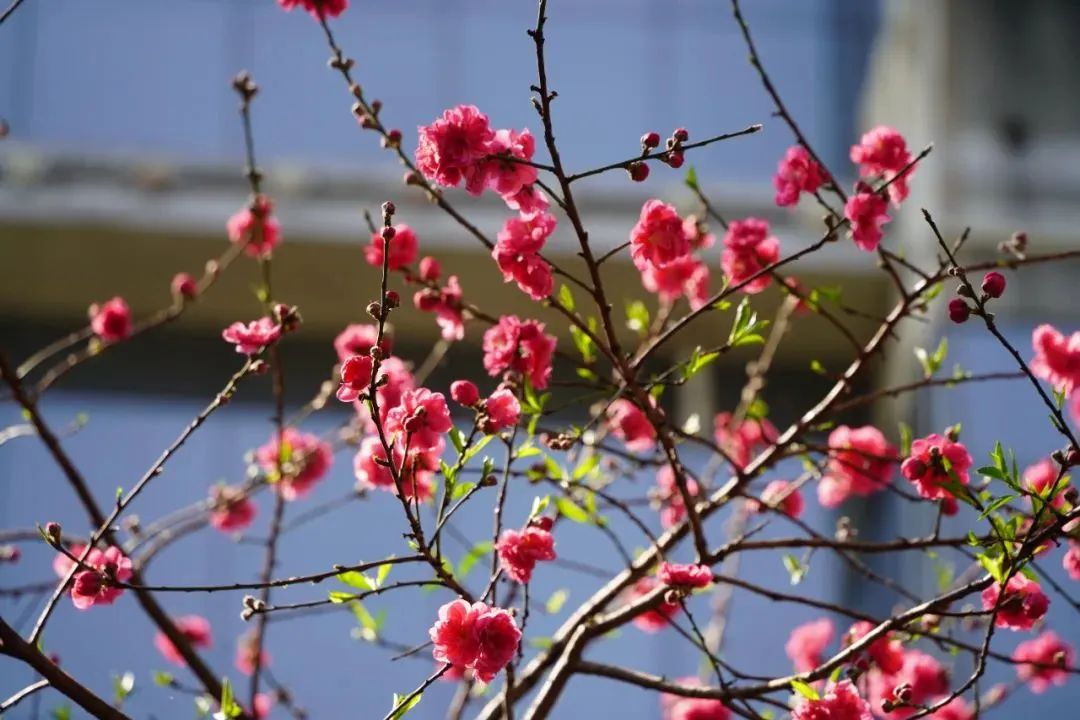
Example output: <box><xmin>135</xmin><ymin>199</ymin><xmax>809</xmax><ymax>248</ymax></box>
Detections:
<box><xmin>713</xmin><ymin>412</ymin><xmax>777</xmax><ymax>469</ymax></box>
<box><xmin>819</xmin><ymin>425</ymin><xmax>895</xmax><ymax>507</ymax></box>
<box><xmin>429</xmin><ymin>599</ymin><xmax>521</xmax><ymax>683</ymax></box>
<box><xmin>721</xmin><ymin>218</ymin><xmax>780</xmax><ymax>294</ymax></box>
<box><xmin>69</xmin><ymin>545</ymin><xmax>133</xmax><ymax>610</ymax></box>
<box><xmin>980</xmin><ymin>574</ymin><xmax>1049</xmax><ymax>631</ymax></box>
<box><xmin>792</xmin><ymin>680</ymin><xmax>873</xmax><ymax>720</ymax></box>
<box><xmin>493</xmin><ymin>212</ymin><xmax>557</xmax><ymax>300</ymax></box>
<box><xmin>256</xmin><ymin>428</ymin><xmax>334</xmax><ymax>501</ymax></box>
<box><xmin>774</xmin><ymin>145</ymin><xmax>827</xmax><ymax>207</ymax></box>
<box><xmin>900</xmin><ymin>432</ymin><xmax>972</xmax><ymax>512</ymax></box>
<box><xmin>482</xmin><ymin>315</ymin><xmax>557</xmax><ymax>390</ymax></box>
<box><xmin>226</xmin><ymin>195</ymin><xmax>281</xmax><ymax>258</ymax></box>
<box><xmin>496</xmin><ymin>518</ymin><xmax>556</xmax><ymax>584</ymax></box>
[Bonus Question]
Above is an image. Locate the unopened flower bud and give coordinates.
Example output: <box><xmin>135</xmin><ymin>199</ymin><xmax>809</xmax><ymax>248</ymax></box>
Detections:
<box><xmin>381</xmin><ymin>225</ymin><xmax>396</xmax><ymax>241</ymax></box>
<box><xmin>628</xmin><ymin>161</ymin><xmax>649</xmax><ymax>182</ymax></box>
<box><xmin>382</xmin><ymin>201</ymin><xmax>396</xmax><ymax>218</ymax></box>
<box><xmin>384</xmin><ymin>290</ymin><xmax>400</xmax><ymax>309</ymax></box>
<box><xmin>480</xmin><ymin>474</ymin><xmax>498</xmax><ymax>487</ymax></box>
<box><xmin>673</xmin><ymin>127</ymin><xmax>689</xmax><ymax>142</ymax></box>
<box><xmin>641</xmin><ymin>131</ymin><xmax>660</xmax><ymax>149</ymax></box>
<box><xmin>531</xmin><ymin>516</ymin><xmax>554</xmax><ymax>532</ymax></box>
<box><xmin>371</xmin><ymin>100</ymin><xmax>382</xmax><ymax>114</ymax></box>
<box><xmin>171</xmin><ymin>272</ymin><xmax>198</xmax><ymax>300</ymax></box>
<box><xmin>44</xmin><ymin>521</ymin><xmax>62</xmax><ymax>542</ymax></box>
<box><xmin>893</xmin><ymin>683</ymin><xmax>913</xmax><ymax>704</ymax></box>
<box><xmin>450</xmin><ymin>380</ymin><xmax>480</xmax><ymax>407</ymax></box>
<box><xmin>665</xmin><ymin>150</ymin><xmax>685</xmax><ymax>169</ymax></box>
<box><xmin>404</xmin><ymin>171</ymin><xmax>421</xmax><ymax>186</ymax></box>
<box><xmin>367</xmin><ymin>301</ymin><xmax>382</xmax><ymax>318</ymax></box>
<box><xmin>981</xmin><ymin>271</ymin><xmax>1006</xmax><ymax>298</ymax></box>
<box><xmin>948</xmin><ymin>297</ymin><xmax>971</xmax><ymax>323</ymax></box>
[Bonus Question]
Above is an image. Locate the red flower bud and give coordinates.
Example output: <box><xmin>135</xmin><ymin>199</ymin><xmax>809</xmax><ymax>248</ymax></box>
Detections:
<box><xmin>627</xmin><ymin>161</ymin><xmax>649</xmax><ymax>182</ymax></box>
<box><xmin>171</xmin><ymin>272</ymin><xmax>198</xmax><ymax>300</ymax></box>
<box><xmin>948</xmin><ymin>297</ymin><xmax>971</xmax><ymax>323</ymax></box>
<box><xmin>641</xmin><ymin>132</ymin><xmax>660</xmax><ymax>149</ymax></box>
<box><xmin>673</xmin><ymin>127</ymin><xmax>689</xmax><ymax>142</ymax></box>
<box><xmin>450</xmin><ymin>380</ymin><xmax>480</xmax><ymax>407</ymax></box>
<box><xmin>981</xmin><ymin>271</ymin><xmax>1006</xmax><ymax>298</ymax></box>
<box><xmin>385</xmin><ymin>290</ymin><xmax>400</xmax><ymax>308</ymax></box>
<box><xmin>665</xmin><ymin>151</ymin><xmax>685</xmax><ymax>169</ymax></box>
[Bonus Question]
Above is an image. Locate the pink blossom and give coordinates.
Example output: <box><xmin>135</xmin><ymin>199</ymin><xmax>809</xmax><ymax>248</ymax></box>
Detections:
<box><xmin>482</xmin><ymin>388</ymin><xmax>520</xmax><ymax>434</ymax></box>
<box><xmin>866</xmin><ymin>649</ymin><xmax>948</xmax><ymax>719</ymax></box>
<box><xmin>713</xmin><ymin>412</ymin><xmax>778</xmax><ymax>469</ymax></box>
<box><xmin>493</xmin><ymin>212</ymin><xmax>556</xmax><ymax>300</ymax></box>
<box><xmin>251</xmin><ymin>694</ymin><xmax>273</xmax><ymax>720</ymax></box>
<box><xmin>333</xmin><ymin>323</ymin><xmax>391</xmax><ymax>364</ymax></box>
<box><xmin>750</xmin><ymin>479</ymin><xmax>804</xmax><ymax>518</ymax></box>
<box><xmin>222</xmin><ymin>317</ymin><xmax>280</xmax><ymax>355</ymax></box>
<box><xmin>658</xmin><ymin>562</ymin><xmax>712</xmax><ymax>589</ymax></box>
<box><xmin>1012</xmin><ymin>631</ymin><xmax>1074</xmax><ymax>693</ymax></box>
<box><xmin>1064</xmin><ymin>541</ymin><xmax>1080</xmax><ymax>580</ymax></box>
<box><xmin>482</xmin><ymin>315</ymin><xmax>557</xmax><ymax>389</ymax></box>
<box><xmin>450</xmin><ymin>380</ymin><xmax>480</xmax><ymax>407</ymax></box>
<box><xmin>429</xmin><ymin>599</ymin><xmax>521</xmax><ymax>683</ymax></box>
<box><xmin>70</xmin><ymin>545</ymin><xmax>132</xmax><ymax>610</ymax></box>
<box><xmin>844</xmin><ymin>189</ymin><xmax>890</xmax><ymax>252</ymax></box>
<box><xmin>819</xmin><ymin>425</ymin><xmax>895</xmax><ymax>507</ymax></box>
<box><xmin>89</xmin><ymin>297</ymin><xmax>132</xmax><ymax>342</ymax></box>
<box><xmin>419</xmin><ymin>256</ymin><xmax>441</xmax><ymax>282</ymax></box>
<box><xmin>607</xmin><ymin>399</ymin><xmax>656</xmax><ymax>453</ymax></box>
<box><xmin>277</xmin><ymin>0</ymin><xmax>347</xmax><ymax>19</ymax></box>
<box><xmin>792</xmin><ymin>680</ymin><xmax>873</xmax><ymax>720</ymax></box>
<box><xmin>208</xmin><ymin>485</ymin><xmax>257</xmax><ymax>533</ymax></box>
<box><xmin>926</xmin><ymin>697</ymin><xmax>973</xmax><ymax>720</ymax></box>
<box><xmin>661</xmin><ymin>678</ymin><xmax>731</xmax><ymax>720</ymax></box>
<box><xmin>1023</xmin><ymin>458</ymin><xmax>1068</xmax><ymax>510</ymax></box>
<box><xmin>1031</xmin><ymin>324</ymin><xmax>1080</xmax><ymax>393</ymax></box>
<box><xmin>415</xmin><ymin>276</ymin><xmax>466</xmax><ymax>341</ymax></box>
<box><xmin>785</xmin><ymin>618</ymin><xmax>834</xmax><ymax>673</ymax></box>
<box><xmin>364</xmin><ymin>223</ymin><xmax>419</xmax><ymax>271</ymax></box>
<box><xmin>654</xmin><ymin>465</ymin><xmax>700</xmax><ymax>529</ymax></box>
<box><xmin>627</xmin><ymin>577</ymin><xmax>679</xmax><ymax>632</ymax></box>
<box><xmin>352</xmin><ymin>436</ymin><xmax>434</xmax><ymax>502</ymax></box>
<box><xmin>415</xmin><ymin>105</ymin><xmax>495</xmax><ymax>193</ymax></box>
<box><xmin>503</xmin><ymin>184</ymin><xmax>550</xmax><ymax>218</ymax></box>
<box><xmin>722</xmin><ymin>218</ymin><xmax>780</xmax><ymax>294</ymax></box>
<box><xmin>226</xmin><ymin>196</ymin><xmax>281</xmax><ymax>258</ymax></box>
<box><xmin>774</xmin><ymin>146</ymin><xmax>827</xmax><ymax>207</ymax></box>
<box><xmin>683</xmin><ymin>216</ymin><xmax>715</xmax><ymax>251</ymax></box>
<box><xmin>642</xmin><ymin>256</ymin><xmax>711</xmax><ymax>309</ymax></box>
<box><xmin>900</xmin><ymin>433</ymin><xmax>972</xmax><ymax>503</ymax></box>
<box><xmin>981</xmin><ymin>574</ymin><xmax>1049</xmax><ymax>630</ymax></box>
<box><xmin>53</xmin><ymin>543</ymin><xmax>85</xmax><ymax>579</ymax></box>
<box><xmin>629</xmin><ymin>199</ymin><xmax>691</xmax><ymax>272</ymax></box>
<box><xmin>480</xmin><ymin>128</ymin><xmax>538</xmax><ymax>197</ymax></box>
<box><xmin>370</xmin><ymin>356</ymin><xmax>416</xmax><ymax>426</ymax></box>
<box><xmin>385</xmin><ymin>388</ymin><xmax>453</xmax><ymax>453</ymax></box>
<box><xmin>850</xmin><ymin>126</ymin><xmax>915</xmax><ymax>206</ymax></box>
<box><xmin>154</xmin><ymin>615</ymin><xmax>212</xmax><ymax>667</ymax></box>
<box><xmin>496</xmin><ymin>526</ymin><xmax>556</xmax><ymax>583</ymax></box>
<box><xmin>337</xmin><ymin>354</ymin><xmax>374</xmax><ymax>403</ymax></box>
<box><xmin>256</xmin><ymin>428</ymin><xmax>333</xmax><ymax>501</ymax></box>
<box><xmin>236</xmin><ymin>633</ymin><xmax>270</xmax><ymax>676</ymax></box>
<box><xmin>844</xmin><ymin>621</ymin><xmax>904</xmax><ymax>675</ymax></box>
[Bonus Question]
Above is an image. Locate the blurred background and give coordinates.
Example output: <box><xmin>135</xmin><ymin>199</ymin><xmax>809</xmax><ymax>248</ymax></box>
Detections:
<box><xmin>2</xmin><ymin>0</ymin><xmax>1079</xmax><ymax>718</ymax></box>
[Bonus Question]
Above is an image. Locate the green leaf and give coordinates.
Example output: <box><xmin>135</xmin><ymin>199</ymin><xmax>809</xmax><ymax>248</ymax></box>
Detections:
<box><xmin>681</xmin><ymin>346</ymin><xmax>720</xmax><ymax>382</ymax></box>
<box><xmin>555</xmin><ymin>496</ymin><xmax>590</xmax><ymax>523</ymax></box>
<box><xmin>328</xmin><ymin>590</ymin><xmax>356</xmax><ymax>604</ymax></box>
<box><xmin>572</xmin><ymin>454</ymin><xmax>600</xmax><ymax>481</ymax></box>
<box><xmin>558</xmin><ymin>284</ymin><xmax>575</xmax><ymax>312</ymax></box>
<box><xmin>898</xmin><ymin>422</ymin><xmax>913</xmax><ymax>457</ymax></box>
<box><xmin>458</xmin><ymin>541</ymin><xmax>493</xmax><ymax>579</ymax></box>
<box><xmin>790</xmin><ymin>679</ymin><xmax>820</xmax><ymax>701</ymax></box>
<box><xmin>545</xmin><ymin>588</ymin><xmax>569</xmax><ymax>614</ymax></box>
<box><xmin>113</xmin><ymin>671</ymin><xmax>135</xmax><ymax>702</ymax></box>
<box><xmin>337</xmin><ymin>571</ymin><xmax>375</xmax><ymax>591</ymax></box>
<box><xmin>727</xmin><ymin>297</ymin><xmax>769</xmax><ymax>347</ymax></box>
<box><xmin>977</xmin><ymin>553</ymin><xmax>1005</xmax><ymax>584</ymax></box>
<box><xmin>626</xmin><ymin>300</ymin><xmax>651</xmax><ymax>336</ymax></box>
<box><xmin>449</xmin><ymin>427</ymin><xmax>465</xmax><ymax>454</ymax></box>
<box><xmin>375</xmin><ymin>561</ymin><xmax>394</xmax><ymax>588</ymax></box>
<box><xmin>152</xmin><ymin>670</ymin><xmax>175</xmax><ymax>687</ymax></box>
<box><xmin>977</xmin><ymin>495</ymin><xmax>1016</xmax><ymax>520</ymax></box>
<box><xmin>51</xmin><ymin>704</ymin><xmax>72</xmax><ymax>720</ymax></box>
<box><xmin>350</xmin><ymin>600</ymin><xmax>379</xmax><ymax>641</ymax></box>
<box><xmin>219</xmin><ymin>678</ymin><xmax>242</xmax><ymax>719</ymax></box>
<box><xmin>451</xmin><ymin>481</ymin><xmax>476</xmax><ymax>500</ymax></box>
<box><xmin>782</xmin><ymin>554</ymin><xmax>807</xmax><ymax>586</ymax></box>
<box><xmin>684</xmin><ymin>165</ymin><xmax>699</xmax><ymax>191</ymax></box>
<box><xmin>530</xmin><ymin>495</ymin><xmax>551</xmax><ymax>518</ymax></box>
<box><xmin>388</xmin><ymin>692</ymin><xmax>423</xmax><ymax>720</ymax></box>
